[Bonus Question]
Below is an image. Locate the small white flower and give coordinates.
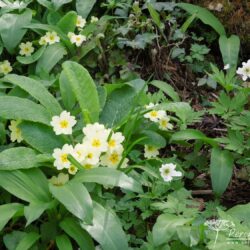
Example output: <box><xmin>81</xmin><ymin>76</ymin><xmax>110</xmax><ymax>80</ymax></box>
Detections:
<box><xmin>52</xmin><ymin>144</ymin><xmax>74</xmax><ymax>170</ymax></box>
<box><xmin>83</xmin><ymin>135</ymin><xmax>108</xmax><ymax>153</ymax></box>
<box><xmin>0</xmin><ymin>60</ymin><xmax>12</xmax><ymax>75</ymax></box>
<box><xmin>145</xmin><ymin>102</ymin><xmax>156</xmax><ymax>109</ymax></box>
<box><xmin>19</xmin><ymin>42</ymin><xmax>34</xmax><ymax>56</ymax></box>
<box><xmin>76</xmin><ymin>15</ymin><xmax>86</xmax><ymax>28</ymax></box>
<box><xmin>68</xmin><ymin>165</ymin><xmax>78</xmax><ymax>175</ymax></box>
<box><xmin>83</xmin><ymin>123</ymin><xmax>109</xmax><ymax>138</ymax></box>
<box><xmin>82</xmin><ymin>146</ymin><xmax>101</xmax><ymax>166</ymax></box>
<box><xmin>49</xmin><ymin>173</ymin><xmax>69</xmax><ymax>186</ymax></box>
<box><xmin>224</xmin><ymin>64</ymin><xmax>230</xmax><ymax>70</ymax></box>
<box><xmin>8</xmin><ymin>120</ymin><xmax>23</xmax><ymax>143</ymax></box>
<box><xmin>144</xmin><ymin>110</ymin><xmax>166</xmax><ymax>122</ymax></box>
<box><xmin>45</xmin><ymin>31</ymin><xmax>60</xmax><ymax>45</ymax></box>
<box><xmin>50</xmin><ymin>111</ymin><xmax>77</xmax><ymax>135</ymax></box>
<box><xmin>69</xmin><ymin>33</ymin><xmax>86</xmax><ymax>47</ymax></box>
<box><xmin>215</xmin><ymin>3</ymin><xmax>223</xmax><ymax>12</ymax></box>
<box><xmin>108</xmin><ymin>132</ymin><xmax>125</xmax><ymax>152</ymax></box>
<box><xmin>159</xmin><ymin>163</ymin><xmax>182</xmax><ymax>182</ymax></box>
<box><xmin>73</xmin><ymin>143</ymin><xmax>86</xmax><ymax>162</ymax></box>
<box><xmin>144</xmin><ymin>145</ymin><xmax>160</xmax><ymax>159</ymax></box>
<box><xmin>39</xmin><ymin>36</ymin><xmax>47</xmax><ymax>45</ymax></box>
<box><xmin>101</xmin><ymin>149</ymin><xmax>123</xmax><ymax>168</ymax></box>
<box><xmin>237</xmin><ymin>60</ymin><xmax>250</xmax><ymax>81</ymax></box>
<box><xmin>90</xmin><ymin>16</ymin><xmax>99</xmax><ymax>23</ymax></box>
<box><xmin>158</xmin><ymin>116</ymin><xmax>173</xmax><ymax>130</ymax></box>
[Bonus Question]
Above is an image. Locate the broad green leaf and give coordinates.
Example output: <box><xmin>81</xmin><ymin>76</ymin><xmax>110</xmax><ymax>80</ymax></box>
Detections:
<box><xmin>180</xmin><ymin>13</ymin><xmax>197</xmax><ymax>33</ymax></box>
<box><xmin>57</xmin><ymin>11</ymin><xmax>77</xmax><ymax>34</ymax></box>
<box><xmin>3</xmin><ymin>231</ymin><xmax>26</xmax><ymax>250</ymax></box>
<box><xmin>24</xmin><ymin>201</ymin><xmax>54</xmax><ymax>226</ymax></box>
<box><xmin>139</xmin><ymin>130</ymin><xmax>166</xmax><ymax>148</ymax></box>
<box><xmin>60</xmin><ymin>217</ymin><xmax>95</xmax><ymax>250</ymax></box>
<box><xmin>20</xmin><ymin>121</ymin><xmax>66</xmax><ymax>154</ymax></box>
<box><xmin>0</xmin><ymin>169</ymin><xmax>51</xmax><ymax>203</ymax></box>
<box><xmin>100</xmin><ymin>85</ymin><xmax>136</xmax><ymax>127</ymax></box>
<box><xmin>0</xmin><ymin>9</ymin><xmax>32</xmax><ymax>53</ymax></box>
<box><xmin>16</xmin><ymin>232</ymin><xmax>40</xmax><ymax>250</ymax></box>
<box><xmin>153</xmin><ymin>213</ymin><xmax>192</xmax><ymax>246</ymax></box>
<box><xmin>0</xmin><ymin>96</ymin><xmax>51</xmax><ymax>124</ymax></box>
<box><xmin>227</xmin><ymin>203</ymin><xmax>250</xmax><ymax>226</ymax></box>
<box><xmin>56</xmin><ymin>234</ymin><xmax>73</xmax><ymax>250</ymax></box>
<box><xmin>210</xmin><ymin>147</ymin><xmax>234</xmax><ymax>196</ymax></box>
<box><xmin>0</xmin><ymin>147</ymin><xmax>38</xmax><ymax>170</ymax></box>
<box><xmin>0</xmin><ymin>203</ymin><xmax>23</xmax><ymax>231</ymax></box>
<box><xmin>62</xmin><ymin>61</ymin><xmax>100</xmax><ymax>123</ymax></box>
<box><xmin>171</xmin><ymin>129</ymin><xmax>216</xmax><ymax>146</ymax></box>
<box><xmin>76</xmin><ymin>0</ymin><xmax>97</xmax><ymax>18</ymax></box>
<box><xmin>52</xmin><ymin>0</ymin><xmax>72</xmax><ymax>10</ymax></box>
<box><xmin>59</xmin><ymin>71</ymin><xmax>76</xmax><ymax>110</ymax></box>
<box><xmin>0</xmin><ymin>122</ymin><xmax>6</xmax><ymax>144</ymax></box>
<box><xmin>37</xmin><ymin>0</ymin><xmax>54</xmax><ymax>10</ymax></box>
<box><xmin>4</xmin><ymin>74</ymin><xmax>62</xmax><ymax>116</ymax></box>
<box><xmin>150</xmin><ymin>80</ymin><xmax>180</xmax><ymax>102</ymax></box>
<box><xmin>219</xmin><ymin>35</ymin><xmax>240</xmax><ymax>69</ymax></box>
<box><xmin>36</xmin><ymin>43</ymin><xmax>67</xmax><ymax>74</ymax></box>
<box><xmin>16</xmin><ymin>46</ymin><xmax>46</xmax><ymax>65</ymax></box>
<box><xmin>81</xmin><ymin>202</ymin><xmax>128</xmax><ymax>250</ymax></box>
<box><xmin>73</xmin><ymin>168</ymin><xmax>143</xmax><ymax>193</ymax></box>
<box><xmin>177</xmin><ymin>3</ymin><xmax>226</xmax><ymax>36</ymax></box>
<box><xmin>49</xmin><ymin>181</ymin><xmax>93</xmax><ymax>223</ymax></box>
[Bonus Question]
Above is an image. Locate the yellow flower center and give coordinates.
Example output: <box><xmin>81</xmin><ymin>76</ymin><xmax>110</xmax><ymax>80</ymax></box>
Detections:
<box><xmin>164</xmin><ymin>168</ymin><xmax>170</xmax><ymax>175</ymax></box>
<box><xmin>147</xmin><ymin>146</ymin><xmax>154</xmax><ymax>151</ymax></box>
<box><xmin>92</xmin><ymin>139</ymin><xmax>101</xmax><ymax>147</ymax></box>
<box><xmin>84</xmin><ymin>164</ymin><xmax>93</xmax><ymax>170</ymax></box>
<box><xmin>76</xmin><ymin>37</ymin><xmax>81</xmax><ymax>41</ymax></box>
<box><xmin>24</xmin><ymin>47</ymin><xmax>30</xmax><ymax>52</ymax></box>
<box><xmin>87</xmin><ymin>153</ymin><xmax>93</xmax><ymax>159</ymax></box>
<box><xmin>160</xmin><ymin>119</ymin><xmax>168</xmax><ymax>127</ymax></box>
<box><xmin>150</xmin><ymin>111</ymin><xmax>158</xmax><ymax>117</ymax></box>
<box><xmin>108</xmin><ymin>139</ymin><xmax>116</xmax><ymax>148</ymax></box>
<box><xmin>50</xmin><ymin>35</ymin><xmax>55</xmax><ymax>41</ymax></box>
<box><xmin>60</xmin><ymin>120</ymin><xmax>69</xmax><ymax>128</ymax></box>
<box><xmin>60</xmin><ymin>154</ymin><xmax>68</xmax><ymax>163</ymax></box>
<box><xmin>109</xmin><ymin>153</ymin><xmax>120</xmax><ymax>164</ymax></box>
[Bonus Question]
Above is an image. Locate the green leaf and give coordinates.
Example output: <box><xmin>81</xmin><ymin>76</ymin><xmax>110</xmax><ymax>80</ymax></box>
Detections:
<box><xmin>16</xmin><ymin>232</ymin><xmax>40</xmax><ymax>250</ymax></box>
<box><xmin>0</xmin><ymin>96</ymin><xmax>51</xmax><ymax>124</ymax></box>
<box><xmin>177</xmin><ymin>3</ymin><xmax>226</xmax><ymax>36</ymax></box>
<box><xmin>153</xmin><ymin>213</ymin><xmax>192</xmax><ymax>246</ymax></box>
<box><xmin>62</xmin><ymin>61</ymin><xmax>100</xmax><ymax>123</ymax></box>
<box><xmin>0</xmin><ymin>147</ymin><xmax>38</xmax><ymax>170</ymax></box>
<box><xmin>0</xmin><ymin>169</ymin><xmax>51</xmax><ymax>203</ymax></box>
<box><xmin>0</xmin><ymin>203</ymin><xmax>23</xmax><ymax>231</ymax></box>
<box><xmin>52</xmin><ymin>0</ymin><xmax>72</xmax><ymax>10</ymax></box>
<box><xmin>210</xmin><ymin>147</ymin><xmax>234</xmax><ymax>196</ymax></box>
<box><xmin>73</xmin><ymin>168</ymin><xmax>143</xmax><ymax>193</ymax></box>
<box><xmin>60</xmin><ymin>217</ymin><xmax>95</xmax><ymax>250</ymax></box>
<box><xmin>150</xmin><ymin>80</ymin><xmax>180</xmax><ymax>102</ymax></box>
<box><xmin>59</xmin><ymin>71</ymin><xmax>76</xmax><ymax>110</ymax></box>
<box><xmin>24</xmin><ymin>201</ymin><xmax>54</xmax><ymax>226</ymax></box>
<box><xmin>147</xmin><ymin>3</ymin><xmax>163</xmax><ymax>30</ymax></box>
<box><xmin>81</xmin><ymin>202</ymin><xmax>128</xmax><ymax>250</ymax></box>
<box><xmin>4</xmin><ymin>74</ymin><xmax>62</xmax><ymax>116</ymax></box>
<box><xmin>49</xmin><ymin>181</ymin><xmax>93</xmax><ymax>223</ymax></box>
<box><xmin>139</xmin><ymin>130</ymin><xmax>166</xmax><ymax>148</ymax></box>
<box><xmin>16</xmin><ymin>46</ymin><xmax>46</xmax><ymax>65</ymax></box>
<box><xmin>57</xmin><ymin>11</ymin><xmax>77</xmax><ymax>34</ymax></box>
<box><xmin>171</xmin><ymin>129</ymin><xmax>216</xmax><ymax>146</ymax></box>
<box><xmin>36</xmin><ymin>43</ymin><xmax>67</xmax><ymax>74</ymax></box>
<box><xmin>56</xmin><ymin>234</ymin><xmax>73</xmax><ymax>250</ymax></box>
<box><xmin>76</xmin><ymin>0</ymin><xmax>97</xmax><ymax>18</ymax></box>
<box><xmin>0</xmin><ymin>9</ymin><xmax>32</xmax><ymax>53</ymax></box>
<box><xmin>20</xmin><ymin>121</ymin><xmax>66</xmax><ymax>154</ymax></box>
<box><xmin>219</xmin><ymin>35</ymin><xmax>240</xmax><ymax>69</ymax></box>
<box><xmin>100</xmin><ymin>85</ymin><xmax>136</xmax><ymax>127</ymax></box>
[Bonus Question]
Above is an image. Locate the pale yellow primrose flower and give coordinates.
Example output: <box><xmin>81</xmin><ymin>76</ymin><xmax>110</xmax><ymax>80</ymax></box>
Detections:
<box><xmin>76</xmin><ymin>15</ymin><xmax>86</xmax><ymax>28</ymax></box>
<box><xmin>39</xmin><ymin>36</ymin><xmax>47</xmax><ymax>45</ymax></box>
<box><xmin>90</xmin><ymin>16</ymin><xmax>99</xmax><ymax>23</ymax></box>
<box><xmin>144</xmin><ymin>145</ymin><xmax>159</xmax><ymax>159</ymax></box>
<box><xmin>108</xmin><ymin>132</ymin><xmax>125</xmax><ymax>152</ymax></box>
<box><xmin>8</xmin><ymin>120</ymin><xmax>23</xmax><ymax>143</ymax></box>
<box><xmin>159</xmin><ymin>163</ymin><xmax>182</xmax><ymax>182</ymax></box>
<box><xmin>45</xmin><ymin>31</ymin><xmax>60</xmax><ymax>45</ymax></box>
<box><xmin>0</xmin><ymin>60</ymin><xmax>13</xmax><ymax>75</ymax></box>
<box><xmin>101</xmin><ymin>149</ymin><xmax>123</xmax><ymax>168</ymax></box>
<box><xmin>158</xmin><ymin>116</ymin><xmax>173</xmax><ymax>131</ymax></box>
<box><xmin>52</xmin><ymin>144</ymin><xmax>74</xmax><ymax>170</ymax></box>
<box><xmin>68</xmin><ymin>32</ymin><xmax>86</xmax><ymax>47</ymax></box>
<box><xmin>50</xmin><ymin>111</ymin><xmax>77</xmax><ymax>135</ymax></box>
<box><xmin>19</xmin><ymin>42</ymin><xmax>34</xmax><ymax>56</ymax></box>
<box><xmin>49</xmin><ymin>173</ymin><xmax>69</xmax><ymax>186</ymax></box>
<box><xmin>68</xmin><ymin>165</ymin><xmax>78</xmax><ymax>175</ymax></box>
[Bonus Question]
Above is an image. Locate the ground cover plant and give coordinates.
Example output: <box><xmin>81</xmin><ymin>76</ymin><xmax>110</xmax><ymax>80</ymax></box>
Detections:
<box><xmin>0</xmin><ymin>0</ymin><xmax>250</xmax><ymax>249</ymax></box>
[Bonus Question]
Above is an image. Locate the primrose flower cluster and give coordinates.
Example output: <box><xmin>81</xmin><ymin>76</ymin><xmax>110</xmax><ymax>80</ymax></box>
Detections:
<box><xmin>50</xmin><ymin>111</ymin><xmax>126</xmax><ymax>175</ymax></box>
<box><xmin>144</xmin><ymin>103</ymin><xmax>173</xmax><ymax>131</ymax></box>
